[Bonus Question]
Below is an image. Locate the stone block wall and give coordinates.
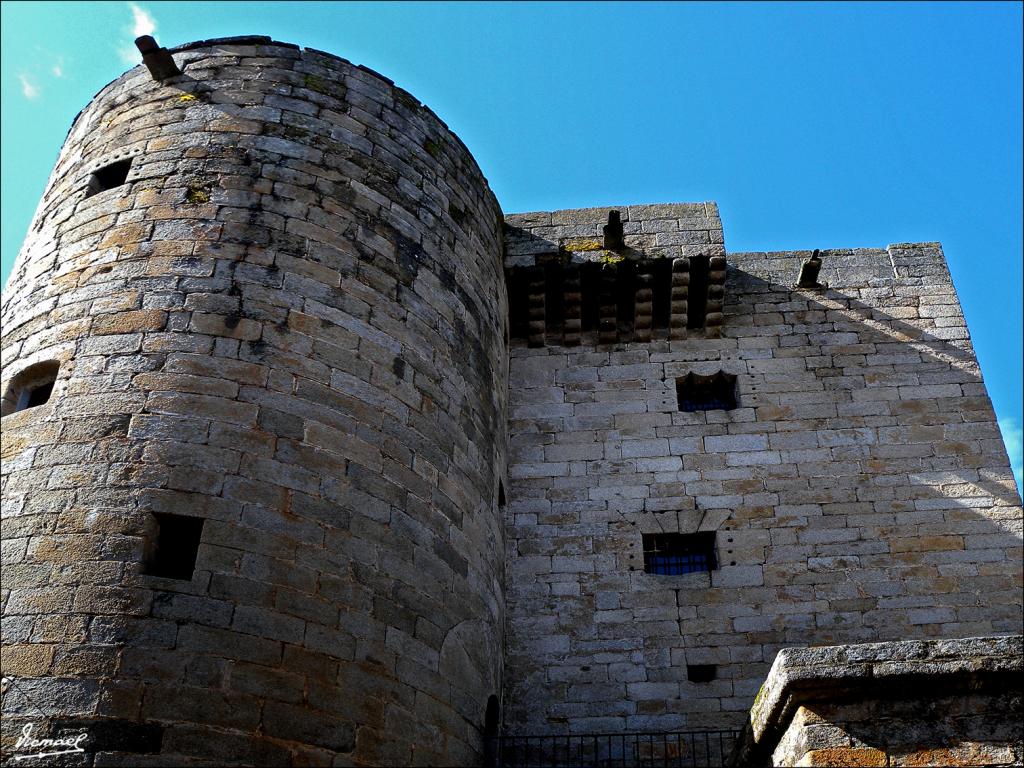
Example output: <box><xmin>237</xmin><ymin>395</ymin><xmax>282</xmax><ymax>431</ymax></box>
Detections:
<box><xmin>504</xmin><ymin>202</ymin><xmax>724</xmax><ymax>266</ymax></box>
<box><xmin>1</xmin><ymin>37</ymin><xmax>508</xmax><ymax>766</ymax></box>
<box><xmin>500</xmin><ymin>206</ymin><xmax>1023</xmax><ymax>736</ymax></box>
<box><xmin>729</xmin><ymin>635</ymin><xmax>1023</xmax><ymax>767</ymax></box>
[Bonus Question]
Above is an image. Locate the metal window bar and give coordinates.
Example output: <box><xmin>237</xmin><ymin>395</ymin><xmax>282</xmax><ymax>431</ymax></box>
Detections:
<box><xmin>642</xmin><ymin>532</ymin><xmax>717</xmax><ymax>576</ymax></box>
<box><xmin>647</xmin><ymin>552</ymin><xmax>710</xmax><ymax>575</ymax></box>
<box><xmin>492</xmin><ymin>730</ymin><xmax>740</xmax><ymax>768</ymax></box>
<box><xmin>679</xmin><ymin>396</ymin><xmax>732</xmax><ymax>412</ymax></box>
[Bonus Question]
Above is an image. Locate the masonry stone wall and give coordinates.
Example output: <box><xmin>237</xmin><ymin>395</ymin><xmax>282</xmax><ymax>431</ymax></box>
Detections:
<box><xmin>501</xmin><ymin>206</ymin><xmax>1023</xmax><ymax>736</ymax></box>
<box><xmin>729</xmin><ymin>636</ymin><xmax>1023</xmax><ymax>767</ymax></box>
<box><xmin>1</xmin><ymin>37</ymin><xmax>507</xmax><ymax>766</ymax></box>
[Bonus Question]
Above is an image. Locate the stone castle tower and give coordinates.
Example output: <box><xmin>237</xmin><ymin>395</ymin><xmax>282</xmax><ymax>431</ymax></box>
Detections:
<box><xmin>1</xmin><ymin>36</ymin><xmax>1021</xmax><ymax>767</ymax></box>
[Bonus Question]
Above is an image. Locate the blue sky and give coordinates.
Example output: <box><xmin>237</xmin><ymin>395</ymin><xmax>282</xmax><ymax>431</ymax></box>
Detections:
<box><xmin>2</xmin><ymin>1</ymin><xmax>1021</xmax><ymax>488</ymax></box>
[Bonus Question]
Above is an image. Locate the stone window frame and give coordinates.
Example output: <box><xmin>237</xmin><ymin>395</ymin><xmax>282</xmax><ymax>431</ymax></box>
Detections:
<box><xmin>1</xmin><ymin>360</ymin><xmax>60</xmax><ymax>417</ymax></box>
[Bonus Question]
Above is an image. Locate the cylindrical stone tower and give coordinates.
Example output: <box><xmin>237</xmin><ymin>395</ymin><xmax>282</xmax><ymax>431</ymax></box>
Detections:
<box><xmin>1</xmin><ymin>36</ymin><xmax>508</xmax><ymax>766</ymax></box>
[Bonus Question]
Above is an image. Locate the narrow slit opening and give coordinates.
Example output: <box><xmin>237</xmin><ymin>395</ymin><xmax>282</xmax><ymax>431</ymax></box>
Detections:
<box><xmin>544</xmin><ymin>263</ymin><xmax>564</xmax><ymax>336</ymax></box>
<box><xmin>615</xmin><ymin>260</ymin><xmax>635</xmax><ymax>338</ymax></box>
<box><xmin>580</xmin><ymin>263</ymin><xmax>601</xmax><ymax>336</ymax></box>
<box><xmin>508</xmin><ymin>269</ymin><xmax>528</xmax><ymax>340</ymax></box>
<box><xmin>687</xmin><ymin>256</ymin><xmax>710</xmax><ymax>329</ymax></box>
<box><xmin>651</xmin><ymin>259</ymin><xmax>673</xmax><ymax>334</ymax></box>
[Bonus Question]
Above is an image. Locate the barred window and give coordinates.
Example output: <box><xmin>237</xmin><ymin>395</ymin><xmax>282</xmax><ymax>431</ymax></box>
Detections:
<box><xmin>642</xmin><ymin>532</ymin><xmax>717</xmax><ymax>575</ymax></box>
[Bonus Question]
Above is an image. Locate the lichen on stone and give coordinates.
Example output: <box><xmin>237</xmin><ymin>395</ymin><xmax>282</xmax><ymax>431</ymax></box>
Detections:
<box><xmin>185</xmin><ymin>185</ymin><xmax>210</xmax><ymax>204</ymax></box>
<box><xmin>561</xmin><ymin>238</ymin><xmax>604</xmax><ymax>253</ymax></box>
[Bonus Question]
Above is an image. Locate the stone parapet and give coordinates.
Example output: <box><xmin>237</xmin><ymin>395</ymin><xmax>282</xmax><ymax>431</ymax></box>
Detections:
<box><xmin>504</xmin><ymin>202</ymin><xmax>725</xmax><ymax>267</ymax></box>
<box><xmin>729</xmin><ymin>635</ymin><xmax>1024</xmax><ymax>767</ymax></box>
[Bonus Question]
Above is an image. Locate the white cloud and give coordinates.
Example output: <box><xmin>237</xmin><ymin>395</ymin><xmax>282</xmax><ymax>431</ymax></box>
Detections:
<box><xmin>998</xmin><ymin>417</ymin><xmax>1024</xmax><ymax>493</ymax></box>
<box><xmin>119</xmin><ymin>3</ymin><xmax>159</xmax><ymax>64</ymax></box>
<box><xmin>130</xmin><ymin>3</ymin><xmax>157</xmax><ymax>37</ymax></box>
<box><xmin>118</xmin><ymin>45</ymin><xmax>140</xmax><ymax>65</ymax></box>
<box><xmin>18</xmin><ymin>73</ymin><xmax>40</xmax><ymax>100</ymax></box>
<box><xmin>31</xmin><ymin>46</ymin><xmax>65</xmax><ymax>80</ymax></box>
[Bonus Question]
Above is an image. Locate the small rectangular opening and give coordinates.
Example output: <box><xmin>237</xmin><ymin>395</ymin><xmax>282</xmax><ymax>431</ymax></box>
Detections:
<box><xmin>687</xmin><ymin>664</ymin><xmax>717</xmax><ymax>683</ymax></box>
<box><xmin>676</xmin><ymin>372</ymin><xmax>737</xmax><ymax>412</ymax></box>
<box><xmin>642</xmin><ymin>531</ymin><xmax>717</xmax><ymax>575</ymax></box>
<box><xmin>86</xmin><ymin>159</ymin><xmax>132</xmax><ymax>198</ymax></box>
<box><xmin>143</xmin><ymin>513</ymin><xmax>204</xmax><ymax>580</ymax></box>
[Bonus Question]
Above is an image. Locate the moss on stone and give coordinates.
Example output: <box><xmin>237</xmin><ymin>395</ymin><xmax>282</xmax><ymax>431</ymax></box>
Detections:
<box><xmin>303</xmin><ymin>74</ymin><xmax>330</xmax><ymax>94</ymax></box>
<box><xmin>283</xmin><ymin>125</ymin><xmax>310</xmax><ymax>140</ymax></box>
<box><xmin>396</xmin><ymin>90</ymin><xmax>421</xmax><ymax>112</ymax></box>
<box><xmin>423</xmin><ymin>138</ymin><xmax>443</xmax><ymax>160</ymax></box>
<box><xmin>185</xmin><ymin>186</ymin><xmax>210</xmax><ymax>204</ymax></box>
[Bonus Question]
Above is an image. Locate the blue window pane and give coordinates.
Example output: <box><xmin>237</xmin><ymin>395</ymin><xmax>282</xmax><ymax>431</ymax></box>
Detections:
<box><xmin>648</xmin><ymin>553</ymin><xmax>710</xmax><ymax>575</ymax></box>
<box><xmin>642</xmin><ymin>532</ymin><xmax>718</xmax><ymax>575</ymax></box>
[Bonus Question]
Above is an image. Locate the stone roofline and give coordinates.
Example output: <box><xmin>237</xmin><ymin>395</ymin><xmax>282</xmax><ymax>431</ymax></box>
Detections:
<box><xmin>501</xmin><ymin>202</ymin><xmax>952</xmax><ymax>346</ymax></box>
<box><xmin>502</xmin><ymin>200</ymin><xmax>944</xmax><ymax>272</ymax></box>
<box><xmin>58</xmin><ymin>34</ymin><xmax>500</xmax><ymax>219</ymax></box>
<box><xmin>40</xmin><ymin>33</ymin><xmax>946</xmax><ymax>291</ymax></box>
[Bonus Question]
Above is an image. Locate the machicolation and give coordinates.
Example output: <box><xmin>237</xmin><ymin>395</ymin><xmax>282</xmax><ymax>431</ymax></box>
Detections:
<box><xmin>1</xmin><ymin>35</ymin><xmax>1021</xmax><ymax>768</ymax></box>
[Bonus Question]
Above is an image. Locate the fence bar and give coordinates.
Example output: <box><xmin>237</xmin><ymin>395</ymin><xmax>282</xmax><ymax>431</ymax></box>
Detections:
<box><xmin>495</xmin><ymin>730</ymin><xmax>740</xmax><ymax>768</ymax></box>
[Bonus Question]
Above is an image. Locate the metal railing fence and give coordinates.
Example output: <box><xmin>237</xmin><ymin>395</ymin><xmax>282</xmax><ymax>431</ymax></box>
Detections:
<box><xmin>487</xmin><ymin>730</ymin><xmax>740</xmax><ymax>768</ymax></box>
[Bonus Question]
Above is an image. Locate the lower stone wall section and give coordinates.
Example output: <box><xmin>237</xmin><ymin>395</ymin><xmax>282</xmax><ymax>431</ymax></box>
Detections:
<box><xmin>730</xmin><ymin>635</ymin><xmax>1024</xmax><ymax>767</ymax></box>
